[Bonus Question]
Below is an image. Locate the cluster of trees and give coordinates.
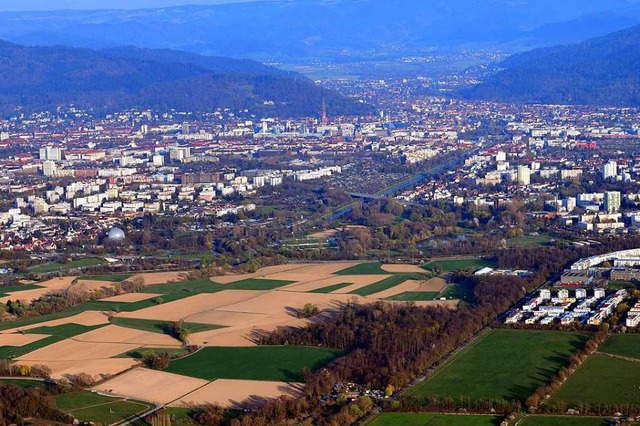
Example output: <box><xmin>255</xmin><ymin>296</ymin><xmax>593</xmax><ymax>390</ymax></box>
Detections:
<box><xmin>0</xmin><ymin>387</ymin><xmax>73</xmax><ymax>426</ymax></box>
<box><xmin>297</xmin><ymin>303</ymin><xmax>320</xmax><ymax>319</ymax></box>
<box><xmin>0</xmin><ymin>360</ymin><xmax>51</xmax><ymax>378</ymax></box>
<box><xmin>141</xmin><ymin>350</ymin><xmax>172</xmax><ymax>370</ymax></box>
<box><xmin>168</xmin><ymin>320</ymin><xmax>190</xmax><ymax>344</ymax></box>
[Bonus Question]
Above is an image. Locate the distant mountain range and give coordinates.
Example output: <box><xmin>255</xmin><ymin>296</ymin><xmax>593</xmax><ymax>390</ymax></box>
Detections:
<box><xmin>463</xmin><ymin>24</ymin><xmax>640</xmax><ymax>107</ymax></box>
<box><xmin>0</xmin><ymin>41</ymin><xmax>370</xmax><ymax>117</ymax></box>
<box><xmin>2</xmin><ymin>0</ymin><xmax>640</xmax><ymax>61</ymax></box>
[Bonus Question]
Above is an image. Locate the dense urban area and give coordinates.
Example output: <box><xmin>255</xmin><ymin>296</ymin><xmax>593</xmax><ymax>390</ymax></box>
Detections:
<box><xmin>3</xmin><ymin>32</ymin><xmax>640</xmax><ymax>426</ymax></box>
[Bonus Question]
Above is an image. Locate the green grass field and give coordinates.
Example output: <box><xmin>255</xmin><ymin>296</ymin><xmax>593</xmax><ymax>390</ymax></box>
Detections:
<box><xmin>386</xmin><ymin>291</ymin><xmax>439</xmax><ymax>301</ymax></box>
<box><xmin>78</xmin><ymin>274</ymin><xmax>134</xmax><ymax>282</ymax></box>
<box><xmin>549</xmin><ymin>353</ymin><xmax>640</xmax><ymax>405</ymax></box>
<box><xmin>164</xmin><ymin>407</ymin><xmax>242</xmax><ymax>426</ymax></box>
<box><xmin>409</xmin><ymin>329</ymin><xmax>590</xmax><ymax>402</ymax></box>
<box><xmin>440</xmin><ymin>283</ymin><xmax>475</xmax><ymax>301</ymax></box>
<box><xmin>309</xmin><ymin>283</ymin><xmax>354</xmax><ymax>293</ymax></box>
<box><xmin>165</xmin><ymin>346</ymin><xmax>342</xmax><ymax>382</ymax></box>
<box><xmin>111</xmin><ymin>317</ymin><xmax>224</xmax><ymax>335</ymax></box>
<box><xmin>0</xmin><ymin>379</ymin><xmax>53</xmax><ymax>389</ymax></box>
<box><xmin>422</xmin><ymin>258</ymin><xmax>495</xmax><ymax>274</ymax></box>
<box><xmin>55</xmin><ymin>391</ymin><xmax>123</xmax><ymax>411</ymax></box>
<box><xmin>506</xmin><ymin>234</ymin><xmax>555</xmax><ymax>248</ymax></box>
<box><xmin>368</xmin><ymin>413</ymin><xmax>501</xmax><ymax>426</ymax></box>
<box><xmin>598</xmin><ymin>334</ymin><xmax>640</xmax><ymax>359</ymax></box>
<box><xmin>349</xmin><ymin>273</ymin><xmax>429</xmax><ymax>297</ymax></box>
<box><xmin>25</xmin><ymin>323</ymin><xmax>105</xmax><ymax>338</ymax></box>
<box><xmin>518</xmin><ymin>416</ymin><xmax>608</xmax><ymax>426</ymax></box>
<box><xmin>0</xmin><ymin>284</ymin><xmax>42</xmax><ymax>297</ymax></box>
<box><xmin>30</xmin><ymin>257</ymin><xmax>107</xmax><ymax>274</ymax></box>
<box><xmin>335</xmin><ymin>262</ymin><xmax>390</xmax><ymax>275</ymax></box>
<box><xmin>56</xmin><ymin>391</ymin><xmax>150</xmax><ymax>424</ymax></box>
<box><xmin>220</xmin><ymin>278</ymin><xmax>295</xmax><ymax>290</ymax></box>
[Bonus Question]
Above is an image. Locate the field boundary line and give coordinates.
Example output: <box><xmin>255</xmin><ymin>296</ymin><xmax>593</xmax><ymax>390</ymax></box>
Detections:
<box><xmin>596</xmin><ymin>350</ymin><xmax>640</xmax><ymax>364</ymax></box>
<box><xmin>164</xmin><ymin>379</ymin><xmax>215</xmax><ymax>407</ymax></box>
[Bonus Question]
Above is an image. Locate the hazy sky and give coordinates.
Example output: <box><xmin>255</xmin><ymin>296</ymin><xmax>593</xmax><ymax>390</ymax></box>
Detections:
<box><xmin>0</xmin><ymin>0</ymin><xmax>260</xmax><ymax>11</ymax></box>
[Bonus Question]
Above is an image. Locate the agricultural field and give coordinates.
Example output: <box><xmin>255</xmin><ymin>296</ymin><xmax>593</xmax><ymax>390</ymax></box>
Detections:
<box><xmin>549</xmin><ymin>353</ymin><xmax>640</xmax><ymax>405</ymax></box>
<box><xmin>597</xmin><ymin>334</ymin><xmax>640</xmax><ymax>360</ymax></box>
<box><xmin>335</xmin><ymin>262</ymin><xmax>391</xmax><ymax>275</ymax></box>
<box><xmin>77</xmin><ymin>274</ymin><xmax>134</xmax><ymax>282</ymax></box>
<box><xmin>309</xmin><ymin>282</ymin><xmax>353</xmax><ymax>293</ymax></box>
<box><xmin>54</xmin><ymin>391</ymin><xmax>151</xmax><ymax>424</ymax></box>
<box><xmin>518</xmin><ymin>416</ymin><xmax>609</xmax><ymax>426</ymax></box>
<box><xmin>409</xmin><ymin>329</ymin><xmax>590</xmax><ymax>402</ymax></box>
<box><xmin>368</xmin><ymin>413</ymin><xmax>502</xmax><ymax>426</ymax></box>
<box><xmin>165</xmin><ymin>346</ymin><xmax>342</xmax><ymax>381</ymax></box>
<box><xmin>386</xmin><ymin>291</ymin><xmax>439</xmax><ymax>301</ymax></box>
<box><xmin>423</xmin><ymin>258</ymin><xmax>495</xmax><ymax>274</ymax></box>
<box><xmin>0</xmin><ymin>262</ymin><xmax>453</xmax><ymax>409</ymax></box>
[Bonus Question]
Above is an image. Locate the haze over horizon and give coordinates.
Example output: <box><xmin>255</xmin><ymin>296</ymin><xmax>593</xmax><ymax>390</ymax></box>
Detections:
<box><xmin>0</xmin><ymin>0</ymin><xmax>260</xmax><ymax>11</ymax></box>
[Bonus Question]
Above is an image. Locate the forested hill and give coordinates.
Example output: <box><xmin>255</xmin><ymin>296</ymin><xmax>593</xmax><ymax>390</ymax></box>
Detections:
<box><xmin>0</xmin><ymin>41</ymin><xmax>370</xmax><ymax>117</ymax></box>
<box><xmin>463</xmin><ymin>24</ymin><xmax>640</xmax><ymax>107</ymax></box>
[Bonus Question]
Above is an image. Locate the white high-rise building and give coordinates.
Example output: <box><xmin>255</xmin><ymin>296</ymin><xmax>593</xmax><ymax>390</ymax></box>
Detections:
<box><xmin>39</xmin><ymin>146</ymin><xmax>63</xmax><ymax>161</ymax></box>
<box><xmin>169</xmin><ymin>147</ymin><xmax>191</xmax><ymax>162</ymax></box>
<box><xmin>496</xmin><ymin>151</ymin><xmax>506</xmax><ymax>162</ymax></box>
<box><xmin>42</xmin><ymin>161</ymin><xmax>57</xmax><ymax>176</ymax></box>
<box><xmin>602</xmin><ymin>160</ymin><xmax>617</xmax><ymax>180</ymax></box>
<box><xmin>604</xmin><ymin>191</ymin><xmax>621</xmax><ymax>213</ymax></box>
<box><xmin>517</xmin><ymin>165</ymin><xmax>531</xmax><ymax>186</ymax></box>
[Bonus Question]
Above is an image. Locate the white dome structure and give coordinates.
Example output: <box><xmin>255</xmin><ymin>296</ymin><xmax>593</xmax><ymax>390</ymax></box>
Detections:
<box><xmin>108</xmin><ymin>227</ymin><xmax>126</xmax><ymax>242</ymax></box>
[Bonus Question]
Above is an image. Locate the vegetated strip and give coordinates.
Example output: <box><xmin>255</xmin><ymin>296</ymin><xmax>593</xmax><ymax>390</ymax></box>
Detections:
<box><xmin>422</xmin><ymin>258</ymin><xmax>495</xmax><ymax>274</ymax></box>
<box><xmin>334</xmin><ymin>262</ymin><xmax>390</xmax><ymax>275</ymax></box>
<box><xmin>110</xmin><ymin>317</ymin><xmax>225</xmax><ymax>334</ymax></box>
<box><xmin>369</xmin><ymin>412</ymin><xmax>501</xmax><ymax>426</ymax></box>
<box><xmin>117</xmin><ymin>347</ymin><xmax>190</xmax><ymax>359</ymax></box>
<box><xmin>518</xmin><ymin>416</ymin><xmax>609</xmax><ymax>426</ymax></box>
<box><xmin>77</xmin><ymin>274</ymin><xmax>134</xmax><ymax>282</ymax></box>
<box><xmin>309</xmin><ymin>283</ymin><xmax>354</xmax><ymax>293</ymax></box>
<box><xmin>0</xmin><ymin>379</ymin><xmax>54</xmax><ymax>389</ymax></box>
<box><xmin>29</xmin><ymin>257</ymin><xmax>107</xmax><ymax>274</ymax></box>
<box><xmin>165</xmin><ymin>346</ymin><xmax>342</xmax><ymax>382</ymax></box>
<box><xmin>349</xmin><ymin>274</ymin><xmax>427</xmax><ymax>297</ymax></box>
<box><xmin>386</xmin><ymin>291</ymin><xmax>439</xmax><ymax>301</ymax></box>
